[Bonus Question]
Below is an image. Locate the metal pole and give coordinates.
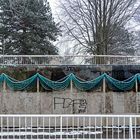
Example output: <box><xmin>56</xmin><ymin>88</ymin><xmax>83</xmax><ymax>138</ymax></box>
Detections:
<box><xmin>3</xmin><ymin>77</ymin><xmax>6</xmax><ymax>92</ymax></box>
<box><xmin>37</xmin><ymin>77</ymin><xmax>39</xmax><ymax>93</ymax></box>
<box><xmin>60</xmin><ymin>116</ymin><xmax>63</xmax><ymax>140</ymax></box>
<box><xmin>135</xmin><ymin>77</ymin><xmax>138</xmax><ymax>93</ymax></box>
<box><xmin>103</xmin><ymin>77</ymin><xmax>106</xmax><ymax>93</ymax></box>
<box><xmin>129</xmin><ymin>117</ymin><xmax>133</xmax><ymax>140</ymax></box>
<box><xmin>103</xmin><ymin>77</ymin><xmax>106</xmax><ymax>113</ymax></box>
<box><xmin>70</xmin><ymin>79</ymin><xmax>73</xmax><ymax>94</ymax></box>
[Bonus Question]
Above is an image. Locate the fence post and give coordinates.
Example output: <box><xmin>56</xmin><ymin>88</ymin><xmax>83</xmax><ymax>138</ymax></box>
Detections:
<box><xmin>37</xmin><ymin>77</ymin><xmax>39</xmax><ymax>93</ymax></box>
<box><xmin>129</xmin><ymin>117</ymin><xmax>133</xmax><ymax>140</ymax></box>
<box><xmin>70</xmin><ymin>79</ymin><xmax>73</xmax><ymax>94</ymax></box>
<box><xmin>95</xmin><ymin>55</ymin><xmax>97</xmax><ymax>64</ymax></box>
<box><xmin>3</xmin><ymin>77</ymin><xmax>6</xmax><ymax>92</ymax></box>
<box><xmin>60</xmin><ymin>116</ymin><xmax>63</xmax><ymax>140</ymax></box>
<box><xmin>103</xmin><ymin>77</ymin><xmax>106</xmax><ymax>113</ymax></box>
<box><xmin>135</xmin><ymin>77</ymin><xmax>138</xmax><ymax>93</ymax></box>
<box><xmin>103</xmin><ymin>77</ymin><xmax>106</xmax><ymax>93</ymax></box>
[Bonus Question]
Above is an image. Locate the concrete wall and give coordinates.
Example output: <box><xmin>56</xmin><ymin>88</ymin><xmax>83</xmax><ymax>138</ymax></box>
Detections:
<box><xmin>0</xmin><ymin>89</ymin><xmax>139</xmax><ymax>115</ymax></box>
<box><xmin>1</xmin><ymin>65</ymin><xmax>140</xmax><ymax>126</ymax></box>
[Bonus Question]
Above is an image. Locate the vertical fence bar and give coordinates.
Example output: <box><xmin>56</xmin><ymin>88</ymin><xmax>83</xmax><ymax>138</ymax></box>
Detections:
<box><xmin>106</xmin><ymin>117</ymin><xmax>108</xmax><ymax>139</ymax></box>
<box><xmin>135</xmin><ymin>117</ymin><xmax>136</xmax><ymax>139</ymax></box>
<box><xmin>55</xmin><ymin>116</ymin><xmax>56</xmax><ymax>140</ymax></box>
<box><xmin>60</xmin><ymin>116</ymin><xmax>63</xmax><ymax>140</ymax></box>
<box><xmin>73</xmin><ymin>116</ymin><xmax>74</xmax><ymax>140</ymax></box>
<box><xmin>101</xmin><ymin>117</ymin><xmax>103</xmax><ymax>140</ymax></box>
<box><xmin>78</xmin><ymin>116</ymin><xmax>80</xmax><ymax>139</ymax></box>
<box><xmin>13</xmin><ymin>116</ymin><xmax>15</xmax><ymax>140</ymax></box>
<box><xmin>1</xmin><ymin>116</ymin><xmax>3</xmax><ymax>139</ymax></box>
<box><xmin>21</xmin><ymin>56</ymin><xmax>23</xmax><ymax>65</ymax></box>
<box><xmin>123</xmin><ymin>117</ymin><xmax>125</xmax><ymax>139</ymax></box>
<box><xmin>89</xmin><ymin>116</ymin><xmax>91</xmax><ymax>139</ymax></box>
<box><xmin>25</xmin><ymin>116</ymin><xmax>27</xmax><ymax>140</ymax></box>
<box><xmin>95</xmin><ymin>117</ymin><xmax>96</xmax><ymax>139</ymax></box>
<box><xmin>43</xmin><ymin>116</ymin><xmax>44</xmax><ymax>140</ymax></box>
<box><xmin>112</xmin><ymin>117</ymin><xmax>114</xmax><ymax>139</ymax></box>
<box><xmin>126</xmin><ymin>57</ymin><xmax>128</xmax><ymax>65</ymax></box>
<box><xmin>19</xmin><ymin>116</ymin><xmax>21</xmax><ymax>140</ymax></box>
<box><xmin>95</xmin><ymin>55</ymin><xmax>97</xmax><ymax>64</ymax></box>
<box><xmin>49</xmin><ymin>117</ymin><xmax>50</xmax><ymax>140</ymax></box>
<box><xmin>31</xmin><ymin>116</ymin><xmax>33</xmax><ymax>140</ymax></box>
<box><xmin>129</xmin><ymin>117</ymin><xmax>133</xmax><ymax>140</ymax></box>
<box><xmin>7</xmin><ymin>116</ymin><xmax>9</xmax><ymax>139</ymax></box>
<box><xmin>118</xmin><ymin>117</ymin><xmax>119</xmax><ymax>139</ymax></box>
<box><xmin>37</xmin><ymin>117</ymin><xmax>39</xmax><ymax>140</ymax></box>
<box><xmin>66</xmin><ymin>117</ymin><xmax>68</xmax><ymax>139</ymax></box>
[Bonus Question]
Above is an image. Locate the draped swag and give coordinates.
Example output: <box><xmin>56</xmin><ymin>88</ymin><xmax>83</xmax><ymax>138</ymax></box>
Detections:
<box><xmin>0</xmin><ymin>73</ymin><xmax>139</xmax><ymax>91</ymax></box>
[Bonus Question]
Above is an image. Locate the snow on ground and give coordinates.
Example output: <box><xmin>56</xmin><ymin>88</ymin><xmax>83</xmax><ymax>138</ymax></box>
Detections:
<box><xmin>0</xmin><ymin>130</ymin><xmax>102</xmax><ymax>136</ymax></box>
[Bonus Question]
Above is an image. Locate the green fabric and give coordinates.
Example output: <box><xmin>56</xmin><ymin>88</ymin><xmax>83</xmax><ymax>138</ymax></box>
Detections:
<box><xmin>105</xmin><ymin>74</ymin><xmax>136</xmax><ymax>91</ymax></box>
<box><xmin>0</xmin><ymin>73</ymin><xmax>4</xmax><ymax>86</ymax></box>
<box><xmin>4</xmin><ymin>74</ymin><xmax>38</xmax><ymax>91</ymax></box>
<box><xmin>72</xmin><ymin>74</ymin><xmax>104</xmax><ymax>91</ymax></box>
<box><xmin>38</xmin><ymin>73</ymin><xmax>71</xmax><ymax>90</ymax></box>
<box><xmin>0</xmin><ymin>73</ymin><xmax>138</xmax><ymax>91</ymax></box>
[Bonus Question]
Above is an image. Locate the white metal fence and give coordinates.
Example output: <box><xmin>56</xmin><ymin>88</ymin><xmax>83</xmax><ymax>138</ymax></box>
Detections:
<box><xmin>0</xmin><ymin>114</ymin><xmax>140</xmax><ymax>139</ymax></box>
<box><xmin>0</xmin><ymin>55</ymin><xmax>140</xmax><ymax>66</ymax></box>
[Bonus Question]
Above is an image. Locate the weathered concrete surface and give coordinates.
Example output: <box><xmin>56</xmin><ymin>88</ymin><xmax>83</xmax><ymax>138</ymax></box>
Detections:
<box><xmin>0</xmin><ymin>90</ymin><xmax>139</xmax><ymax>126</ymax></box>
<box><xmin>0</xmin><ymin>90</ymin><xmax>138</xmax><ymax>115</ymax></box>
<box><xmin>0</xmin><ymin>65</ymin><xmax>140</xmax><ymax>126</ymax></box>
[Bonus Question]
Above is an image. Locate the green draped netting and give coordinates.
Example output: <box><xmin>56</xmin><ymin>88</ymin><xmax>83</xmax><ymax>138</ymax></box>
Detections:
<box><xmin>4</xmin><ymin>74</ymin><xmax>38</xmax><ymax>91</ymax></box>
<box><xmin>137</xmin><ymin>74</ymin><xmax>140</xmax><ymax>83</ymax></box>
<box><xmin>105</xmin><ymin>74</ymin><xmax>137</xmax><ymax>91</ymax></box>
<box><xmin>0</xmin><ymin>73</ymin><xmax>139</xmax><ymax>91</ymax></box>
<box><xmin>0</xmin><ymin>73</ymin><xmax>4</xmax><ymax>86</ymax></box>
<box><xmin>72</xmin><ymin>74</ymin><xmax>104</xmax><ymax>91</ymax></box>
<box><xmin>38</xmin><ymin>73</ymin><xmax>71</xmax><ymax>90</ymax></box>
<box><xmin>5</xmin><ymin>74</ymin><xmax>19</xmax><ymax>82</ymax></box>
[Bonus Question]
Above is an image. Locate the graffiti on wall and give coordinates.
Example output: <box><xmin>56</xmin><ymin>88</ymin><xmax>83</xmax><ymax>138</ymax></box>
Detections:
<box><xmin>54</xmin><ymin>97</ymin><xmax>87</xmax><ymax>114</ymax></box>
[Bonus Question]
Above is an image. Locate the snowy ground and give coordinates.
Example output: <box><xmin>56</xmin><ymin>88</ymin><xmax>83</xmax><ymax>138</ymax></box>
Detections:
<box><xmin>0</xmin><ymin>126</ymin><xmax>139</xmax><ymax>139</ymax></box>
<box><xmin>0</xmin><ymin>130</ymin><xmax>102</xmax><ymax>136</ymax></box>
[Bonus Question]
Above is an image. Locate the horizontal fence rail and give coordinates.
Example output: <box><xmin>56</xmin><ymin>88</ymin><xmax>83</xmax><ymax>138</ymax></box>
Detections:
<box><xmin>0</xmin><ymin>55</ymin><xmax>140</xmax><ymax>66</ymax></box>
<box><xmin>0</xmin><ymin>114</ymin><xmax>139</xmax><ymax>139</ymax></box>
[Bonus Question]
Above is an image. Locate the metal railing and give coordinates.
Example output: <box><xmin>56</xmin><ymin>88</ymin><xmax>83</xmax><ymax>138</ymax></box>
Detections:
<box><xmin>0</xmin><ymin>55</ymin><xmax>140</xmax><ymax>66</ymax></box>
<box><xmin>0</xmin><ymin>114</ymin><xmax>139</xmax><ymax>139</ymax></box>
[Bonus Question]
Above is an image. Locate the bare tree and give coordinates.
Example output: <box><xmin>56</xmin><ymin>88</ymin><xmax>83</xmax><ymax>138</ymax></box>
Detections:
<box><xmin>133</xmin><ymin>4</ymin><xmax>140</xmax><ymax>55</ymax></box>
<box><xmin>58</xmin><ymin>0</ymin><xmax>138</xmax><ymax>57</ymax></box>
